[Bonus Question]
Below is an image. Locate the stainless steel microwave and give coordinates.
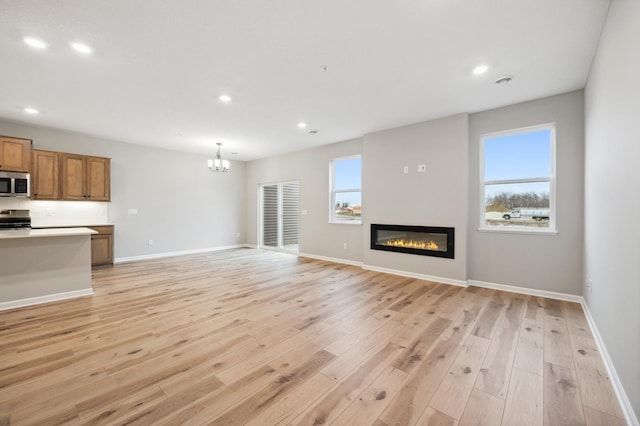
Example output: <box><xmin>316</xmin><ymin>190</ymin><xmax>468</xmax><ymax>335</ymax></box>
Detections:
<box><xmin>0</xmin><ymin>171</ymin><xmax>30</xmax><ymax>197</ymax></box>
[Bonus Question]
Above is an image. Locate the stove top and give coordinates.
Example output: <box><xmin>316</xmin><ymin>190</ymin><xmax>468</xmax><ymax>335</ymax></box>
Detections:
<box><xmin>0</xmin><ymin>209</ymin><xmax>32</xmax><ymax>230</ymax></box>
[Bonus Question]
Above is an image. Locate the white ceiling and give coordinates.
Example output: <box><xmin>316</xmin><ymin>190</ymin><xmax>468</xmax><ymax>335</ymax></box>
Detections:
<box><xmin>0</xmin><ymin>0</ymin><xmax>610</xmax><ymax>161</ymax></box>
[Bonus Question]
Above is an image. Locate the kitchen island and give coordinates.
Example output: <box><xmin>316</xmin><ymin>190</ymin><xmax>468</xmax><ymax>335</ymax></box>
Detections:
<box><xmin>0</xmin><ymin>227</ymin><xmax>97</xmax><ymax>310</ymax></box>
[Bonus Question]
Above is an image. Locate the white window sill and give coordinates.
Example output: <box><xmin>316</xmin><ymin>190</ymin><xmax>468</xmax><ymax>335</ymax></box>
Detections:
<box><xmin>330</xmin><ymin>221</ymin><xmax>362</xmax><ymax>226</ymax></box>
<box><xmin>478</xmin><ymin>227</ymin><xmax>558</xmax><ymax>235</ymax></box>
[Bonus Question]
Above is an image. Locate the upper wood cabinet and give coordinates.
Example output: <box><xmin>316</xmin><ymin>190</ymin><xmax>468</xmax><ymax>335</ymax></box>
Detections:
<box><xmin>86</xmin><ymin>156</ymin><xmax>110</xmax><ymax>201</ymax></box>
<box><xmin>31</xmin><ymin>150</ymin><xmax>60</xmax><ymax>200</ymax></box>
<box><xmin>60</xmin><ymin>153</ymin><xmax>85</xmax><ymax>200</ymax></box>
<box><xmin>60</xmin><ymin>154</ymin><xmax>110</xmax><ymax>201</ymax></box>
<box><xmin>0</xmin><ymin>136</ymin><xmax>32</xmax><ymax>172</ymax></box>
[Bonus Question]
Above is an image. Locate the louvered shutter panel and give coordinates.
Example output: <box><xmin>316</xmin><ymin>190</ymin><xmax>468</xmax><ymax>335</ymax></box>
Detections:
<box><xmin>282</xmin><ymin>182</ymin><xmax>299</xmax><ymax>247</ymax></box>
<box><xmin>262</xmin><ymin>185</ymin><xmax>278</xmax><ymax>247</ymax></box>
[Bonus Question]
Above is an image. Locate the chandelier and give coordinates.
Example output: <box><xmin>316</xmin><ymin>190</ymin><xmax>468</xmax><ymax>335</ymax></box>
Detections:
<box><xmin>207</xmin><ymin>142</ymin><xmax>230</xmax><ymax>172</ymax></box>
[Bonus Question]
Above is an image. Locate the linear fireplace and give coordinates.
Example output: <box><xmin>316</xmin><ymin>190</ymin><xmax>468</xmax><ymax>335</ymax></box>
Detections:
<box><xmin>371</xmin><ymin>224</ymin><xmax>454</xmax><ymax>259</ymax></box>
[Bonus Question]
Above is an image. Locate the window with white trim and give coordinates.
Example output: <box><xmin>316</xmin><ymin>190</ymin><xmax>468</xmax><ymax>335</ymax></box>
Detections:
<box><xmin>330</xmin><ymin>156</ymin><xmax>362</xmax><ymax>224</ymax></box>
<box><xmin>480</xmin><ymin>124</ymin><xmax>556</xmax><ymax>232</ymax></box>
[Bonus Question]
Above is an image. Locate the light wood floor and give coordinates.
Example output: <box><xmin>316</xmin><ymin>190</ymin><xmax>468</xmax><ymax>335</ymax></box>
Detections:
<box><xmin>0</xmin><ymin>248</ymin><xmax>626</xmax><ymax>425</ymax></box>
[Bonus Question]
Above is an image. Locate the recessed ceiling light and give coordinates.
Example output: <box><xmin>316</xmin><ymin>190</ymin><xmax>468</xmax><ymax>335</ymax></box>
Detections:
<box><xmin>495</xmin><ymin>75</ymin><xmax>513</xmax><ymax>85</ymax></box>
<box><xmin>219</xmin><ymin>94</ymin><xmax>232</xmax><ymax>102</ymax></box>
<box><xmin>472</xmin><ymin>65</ymin><xmax>489</xmax><ymax>75</ymax></box>
<box><xmin>24</xmin><ymin>107</ymin><xmax>39</xmax><ymax>114</ymax></box>
<box><xmin>297</xmin><ymin>122</ymin><xmax>307</xmax><ymax>128</ymax></box>
<box><xmin>23</xmin><ymin>37</ymin><xmax>48</xmax><ymax>49</ymax></box>
<box><xmin>71</xmin><ymin>42</ymin><xmax>93</xmax><ymax>54</ymax></box>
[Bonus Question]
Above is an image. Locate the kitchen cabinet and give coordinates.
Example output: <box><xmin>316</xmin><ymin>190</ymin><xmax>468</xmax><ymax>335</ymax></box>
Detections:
<box><xmin>31</xmin><ymin>150</ymin><xmax>60</xmax><ymax>200</ymax></box>
<box><xmin>0</xmin><ymin>136</ymin><xmax>32</xmax><ymax>172</ymax></box>
<box><xmin>89</xmin><ymin>225</ymin><xmax>114</xmax><ymax>266</ymax></box>
<box><xmin>60</xmin><ymin>154</ymin><xmax>110</xmax><ymax>201</ymax></box>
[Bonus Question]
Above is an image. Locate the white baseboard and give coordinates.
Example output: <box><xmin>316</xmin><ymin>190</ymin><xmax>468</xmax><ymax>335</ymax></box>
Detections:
<box><xmin>114</xmin><ymin>244</ymin><xmax>249</xmax><ymax>264</ymax></box>
<box><xmin>467</xmin><ymin>279</ymin><xmax>583</xmax><ymax>303</ymax></box>
<box><xmin>362</xmin><ymin>264</ymin><xmax>467</xmax><ymax>287</ymax></box>
<box><xmin>0</xmin><ymin>288</ymin><xmax>94</xmax><ymax>312</ymax></box>
<box><xmin>254</xmin><ymin>247</ymin><xmax>363</xmax><ymax>267</ymax></box>
<box><xmin>580</xmin><ymin>300</ymin><xmax>639</xmax><ymax>426</ymax></box>
<box><xmin>266</xmin><ymin>249</ymin><xmax>464</xmax><ymax>286</ymax></box>
<box><xmin>297</xmin><ymin>251</ymin><xmax>363</xmax><ymax>267</ymax></box>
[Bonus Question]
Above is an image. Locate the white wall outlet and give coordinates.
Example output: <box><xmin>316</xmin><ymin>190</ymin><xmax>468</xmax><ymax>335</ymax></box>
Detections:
<box><xmin>128</xmin><ymin>209</ymin><xmax>138</xmax><ymax>215</ymax></box>
<box><xmin>236</xmin><ymin>232</ymin><xmax>240</xmax><ymax>238</ymax></box>
<box><xmin>418</xmin><ymin>164</ymin><xmax>426</xmax><ymax>172</ymax></box>
<box><xmin>343</xmin><ymin>243</ymin><xmax>348</xmax><ymax>249</ymax></box>
<box><xmin>148</xmin><ymin>239</ymin><xmax>154</xmax><ymax>245</ymax></box>
<box><xmin>587</xmin><ymin>276</ymin><xmax>593</xmax><ymax>293</ymax></box>
<box><xmin>301</xmin><ymin>209</ymin><xmax>308</xmax><ymax>215</ymax></box>
<box><xmin>403</xmin><ymin>166</ymin><xmax>409</xmax><ymax>174</ymax></box>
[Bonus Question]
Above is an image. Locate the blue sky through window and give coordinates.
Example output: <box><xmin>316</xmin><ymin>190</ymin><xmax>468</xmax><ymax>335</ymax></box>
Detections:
<box><xmin>484</xmin><ymin>129</ymin><xmax>551</xmax><ymax>181</ymax></box>
<box><xmin>334</xmin><ymin>157</ymin><xmax>361</xmax><ymax>206</ymax></box>
<box><xmin>484</xmin><ymin>128</ymin><xmax>551</xmax><ymax>199</ymax></box>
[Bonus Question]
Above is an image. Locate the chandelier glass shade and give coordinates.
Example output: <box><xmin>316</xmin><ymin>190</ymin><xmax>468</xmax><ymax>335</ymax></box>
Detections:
<box><xmin>208</xmin><ymin>143</ymin><xmax>230</xmax><ymax>172</ymax></box>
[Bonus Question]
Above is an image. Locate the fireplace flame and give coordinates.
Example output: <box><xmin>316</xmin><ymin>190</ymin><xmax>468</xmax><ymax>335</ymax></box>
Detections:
<box><xmin>384</xmin><ymin>238</ymin><xmax>439</xmax><ymax>250</ymax></box>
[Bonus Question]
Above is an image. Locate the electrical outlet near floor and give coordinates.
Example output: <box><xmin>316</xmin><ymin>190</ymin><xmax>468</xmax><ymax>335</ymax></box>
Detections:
<box><xmin>148</xmin><ymin>239</ymin><xmax>154</xmax><ymax>245</ymax></box>
<box><xmin>343</xmin><ymin>243</ymin><xmax>348</xmax><ymax>249</ymax></box>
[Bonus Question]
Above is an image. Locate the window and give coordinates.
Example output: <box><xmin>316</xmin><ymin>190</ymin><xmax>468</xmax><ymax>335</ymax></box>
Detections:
<box><xmin>480</xmin><ymin>124</ymin><xmax>556</xmax><ymax>232</ymax></box>
<box><xmin>330</xmin><ymin>156</ymin><xmax>362</xmax><ymax>223</ymax></box>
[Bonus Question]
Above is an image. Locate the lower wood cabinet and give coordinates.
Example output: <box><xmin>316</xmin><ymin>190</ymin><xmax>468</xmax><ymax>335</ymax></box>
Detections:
<box><xmin>90</xmin><ymin>226</ymin><xmax>114</xmax><ymax>266</ymax></box>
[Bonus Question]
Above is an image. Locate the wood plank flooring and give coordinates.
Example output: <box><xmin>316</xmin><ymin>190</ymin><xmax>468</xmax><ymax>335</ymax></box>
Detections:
<box><xmin>0</xmin><ymin>248</ymin><xmax>626</xmax><ymax>425</ymax></box>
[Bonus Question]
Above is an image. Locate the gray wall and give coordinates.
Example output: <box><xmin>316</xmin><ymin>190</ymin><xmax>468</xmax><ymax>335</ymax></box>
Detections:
<box><xmin>245</xmin><ymin>138</ymin><xmax>364</xmax><ymax>262</ymax></box>
<box><xmin>362</xmin><ymin>114</ymin><xmax>469</xmax><ymax>281</ymax></box>
<box><xmin>584</xmin><ymin>0</ymin><xmax>640</xmax><ymax>418</ymax></box>
<box><xmin>0</xmin><ymin>120</ymin><xmax>246</xmax><ymax>259</ymax></box>
<box><xmin>467</xmin><ymin>91</ymin><xmax>585</xmax><ymax>295</ymax></box>
<box><xmin>245</xmin><ymin>113</ymin><xmax>470</xmax><ymax>282</ymax></box>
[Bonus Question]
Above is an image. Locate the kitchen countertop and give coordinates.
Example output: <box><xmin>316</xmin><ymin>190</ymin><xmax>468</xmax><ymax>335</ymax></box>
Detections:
<box><xmin>0</xmin><ymin>227</ymin><xmax>97</xmax><ymax>240</ymax></box>
<box><xmin>32</xmin><ymin>223</ymin><xmax>114</xmax><ymax>228</ymax></box>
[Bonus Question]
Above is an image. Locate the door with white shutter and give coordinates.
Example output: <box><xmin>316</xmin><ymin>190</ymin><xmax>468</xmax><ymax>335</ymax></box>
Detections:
<box><xmin>260</xmin><ymin>181</ymin><xmax>299</xmax><ymax>251</ymax></box>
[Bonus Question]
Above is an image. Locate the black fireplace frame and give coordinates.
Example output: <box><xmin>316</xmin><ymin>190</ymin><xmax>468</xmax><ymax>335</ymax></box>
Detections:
<box><xmin>370</xmin><ymin>224</ymin><xmax>455</xmax><ymax>259</ymax></box>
